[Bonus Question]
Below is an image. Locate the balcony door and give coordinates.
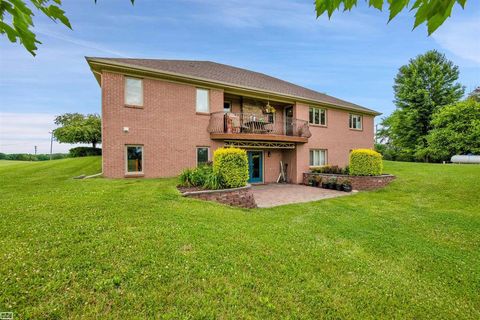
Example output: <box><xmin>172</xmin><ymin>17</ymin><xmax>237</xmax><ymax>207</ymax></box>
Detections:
<box><xmin>284</xmin><ymin>106</ymin><xmax>294</xmax><ymax>136</ymax></box>
<box><xmin>247</xmin><ymin>151</ymin><xmax>263</xmax><ymax>183</ymax></box>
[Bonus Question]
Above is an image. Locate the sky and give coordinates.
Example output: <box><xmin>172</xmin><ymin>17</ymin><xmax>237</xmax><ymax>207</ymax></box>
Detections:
<box><xmin>0</xmin><ymin>0</ymin><xmax>479</xmax><ymax>154</ymax></box>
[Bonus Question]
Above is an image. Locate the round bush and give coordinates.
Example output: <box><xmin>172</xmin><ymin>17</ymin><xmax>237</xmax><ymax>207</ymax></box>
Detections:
<box><xmin>349</xmin><ymin>149</ymin><xmax>383</xmax><ymax>176</ymax></box>
<box><xmin>213</xmin><ymin>147</ymin><xmax>248</xmax><ymax>188</ymax></box>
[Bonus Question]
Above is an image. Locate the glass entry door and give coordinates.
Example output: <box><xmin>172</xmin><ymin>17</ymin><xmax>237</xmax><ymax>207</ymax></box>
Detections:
<box><xmin>285</xmin><ymin>106</ymin><xmax>294</xmax><ymax>136</ymax></box>
<box><xmin>247</xmin><ymin>151</ymin><xmax>263</xmax><ymax>183</ymax></box>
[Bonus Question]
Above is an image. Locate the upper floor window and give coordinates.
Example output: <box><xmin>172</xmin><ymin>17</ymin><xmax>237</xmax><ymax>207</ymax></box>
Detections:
<box><xmin>125</xmin><ymin>77</ymin><xmax>143</xmax><ymax>106</ymax></box>
<box><xmin>196</xmin><ymin>88</ymin><xmax>209</xmax><ymax>113</ymax></box>
<box><xmin>309</xmin><ymin>107</ymin><xmax>326</xmax><ymax>126</ymax></box>
<box><xmin>349</xmin><ymin>114</ymin><xmax>362</xmax><ymax>130</ymax></box>
<box><xmin>309</xmin><ymin>149</ymin><xmax>327</xmax><ymax>166</ymax></box>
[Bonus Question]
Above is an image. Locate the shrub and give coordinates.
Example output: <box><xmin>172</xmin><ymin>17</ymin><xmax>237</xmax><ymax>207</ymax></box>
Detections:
<box><xmin>349</xmin><ymin>149</ymin><xmax>383</xmax><ymax>176</ymax></box>
<box><xmin>311</xmin><ymin>165</ymin><xmax>347</xmax><ymax>174</ymax></box>
<box><xmin>190</xmin><ymin>165</ymin><xmax>212</xmax><ymax>187</ymax></box>
<box><xmin>203</xmin><ymin>172</ymin><xmax>224</xmax><ymax>190</ymax></box>
<box><xmin>179</xmin><ymin>168</ymin><xmax>194</xmax><ymax>187</ymax></box>
<box><xmin>213</xmin><ymin>147</ymin><xmax>248</xmax><ymax>188</ymax></box>
<box><xmin>69</xmin><ymin>147</ymin><xmax>102</xmax><ymax>158</ymax></box>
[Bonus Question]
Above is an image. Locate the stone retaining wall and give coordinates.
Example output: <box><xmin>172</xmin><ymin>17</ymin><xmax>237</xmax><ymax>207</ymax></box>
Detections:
<box><xmin>180</xmin><ymin>185</ymin><xmax>257</xmax><ymax>209</ymax></box>
<box><xmin>303</xmin><ymin>173</ymin><xmax>395</xmax><ymax>191</ymax></box>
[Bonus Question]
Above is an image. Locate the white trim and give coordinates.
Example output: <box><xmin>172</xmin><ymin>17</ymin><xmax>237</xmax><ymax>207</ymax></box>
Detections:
<box><xmin>196</xmin><ymin>88</ymin><xmax>210</xmax><ymax>113</ymax></box>
<box><xmin>124</xmin><ymin>76</ymin><xmax>144</xmax><ymax>107</ymax></box>
<box><xmin>125</xmin><ymin>145</ymin><xmax>144</xmax><ymax>174</ymax></box>
<box><xmin>349</xmin><ymin>113</ymin><xmax>363</xmax><ymax>130</ymax></box>
<box><xmin>309</xmin><ymin>106</ymin><xmax>327</xmax><ymax>126</ymax></box>
<box><xmin>309</xmin><ymin>149</ymin><xmax>327</xmax><ymax>166</ymax></box>
<box><xmin>196</xmin><ymin>146</ymin><xmax>210</xmax><ymax>166</ymax></box>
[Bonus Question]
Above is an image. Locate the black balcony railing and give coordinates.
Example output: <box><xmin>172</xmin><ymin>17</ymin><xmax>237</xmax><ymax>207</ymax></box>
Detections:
<box><xmin>208</xmin><ymin>112</ymin><xmax>311</xmax><ymax>138</ymax></box>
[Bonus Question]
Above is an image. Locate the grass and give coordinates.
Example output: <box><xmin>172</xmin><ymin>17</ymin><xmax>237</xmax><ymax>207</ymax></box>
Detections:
<box><xmin>1</xmin><ymin>157</ymin><xmax>479</xmax><ymax>319</ymax></box>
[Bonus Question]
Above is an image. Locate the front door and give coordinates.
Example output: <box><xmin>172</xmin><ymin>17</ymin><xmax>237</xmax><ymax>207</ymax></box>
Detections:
<box><xmin>285</xmin><ymin>106</ymin><xmax>294</xmax><ymax>136</ymax></box>
<box><xmin>247</xmin><ymin>151</ymin><xmax>263</xmax><ymax>183</ymax></box>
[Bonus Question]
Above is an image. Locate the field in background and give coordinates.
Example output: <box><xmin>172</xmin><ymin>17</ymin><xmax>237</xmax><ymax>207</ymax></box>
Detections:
<box><xmin>1</xmin><ymin>157</ymin><xmax>479</xmax><ymax>319</ymax></box>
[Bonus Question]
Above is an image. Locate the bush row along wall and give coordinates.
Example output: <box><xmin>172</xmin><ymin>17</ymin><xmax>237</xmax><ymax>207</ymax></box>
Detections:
<box><xmin>181</xmin><ymin>185</ymin><xmax>257</xmax><ymax>209</ymax></box>
<box><xmin>303</xmin><ymin>173</ymin><xmax>395</xmax><ymax>191</ymax></box>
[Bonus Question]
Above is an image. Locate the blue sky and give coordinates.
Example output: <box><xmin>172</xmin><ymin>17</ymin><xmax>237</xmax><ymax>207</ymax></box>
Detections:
<box><xmin>0</xmin><ymin>0</ymin><xmax>479</xmax><ymax>153</ymax></box>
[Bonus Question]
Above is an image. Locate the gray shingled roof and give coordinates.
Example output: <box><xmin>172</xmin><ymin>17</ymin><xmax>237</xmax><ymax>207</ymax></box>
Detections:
<box><xmin>88</xmin><ymin>58</ymin><xmax>379</xmax><ymax>115</ymax></box>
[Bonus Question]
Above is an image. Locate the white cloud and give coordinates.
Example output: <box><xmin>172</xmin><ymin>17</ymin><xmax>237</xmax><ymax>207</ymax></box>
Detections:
<box><xmin>0</xmin><ymin>113</ymin><xmax>90</xmax><ymax>154</ymax></box>
<box><xmin>433</xmin><ymin>18</ymin><xmax>480</xmax><ymax>65</ymax></box>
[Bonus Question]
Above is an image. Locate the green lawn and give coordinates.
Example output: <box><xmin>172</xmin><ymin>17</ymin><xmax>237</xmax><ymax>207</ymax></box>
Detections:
<box><xmin>1</xmin><ymin>157</ymin><xmax>479</xmax><ymax>319</ymax></box>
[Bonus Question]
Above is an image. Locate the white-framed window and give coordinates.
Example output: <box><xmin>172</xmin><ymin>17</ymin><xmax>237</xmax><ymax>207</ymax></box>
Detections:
<box><xmin>126</xmin><ymin>145</ymin><xmax>143</xmax><ymax>173</ymax></box>
<box><xmin>309</xmin><ymin>149</ymin><xmax>327</xmax><ymax>166</ymax></box>
<box><xmin>309</xmin><ymin>107</ymin><xmax>327</xmax><ymax>126</ymax></box>
<box><xmin>266</xmin><ymin>113</ymin><xmax>275</xmax><ymax>124</ymax></box>
<box><xmin>196</xmin><ymin>88</ymin><xmax>209</xmax><ymax>113</ymax></box>
<box><xmin>196</xmin><ymin>147</ymin><xmax>210</xmax><ymax>166</ymax></box>
<box><xmin>349</xmin><ymin>114</ymin><xmax>362</xmax><ymax>130</ymax></box>
<box><xmin>125</xmin><ymin>77</ymin><xmax>143</xmax><ymax>106</ymax></box>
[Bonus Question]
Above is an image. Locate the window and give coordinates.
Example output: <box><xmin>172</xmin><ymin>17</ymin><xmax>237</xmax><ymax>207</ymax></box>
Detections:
<box><xmin>197</xmin><ymin>147</ymin><xmax>209</xmax><ymax>165</ymax></box>
<box><xmin>126</xmin><ymin>145</ymin><xmax>143</xmax><ymax>173</ymax></box>
<box><xmin>125</xmin><ymin>77</ymin><xmax>143</xmax><ymax>106</ymax></box>
<box><xmin>309</xmin><ymin>149</ymin><xmax>327</xmax><ymax>166</ymax></box>
<box><xmin>196</xmin><ymin>88</ymin><xmax>209</xmax><ymax>113</ymax></box>
<box><xmin>309</xmin><ymin>107</ymin><xmax>326</xmax><ymax>125</ymax></box>
<box><xmin>266</xmin><ymin>113</ymin><xmax>275</xmax><ymax>124</ymax></box>
<box><xmin>224</xmin><ymin>101</ymin><xmax>232</xmax><ymax>113</ymax></box>
<box><xmin>349</xmin><ymin>114</ymin><xmax>362</xmax><ymax>130</ymax></box>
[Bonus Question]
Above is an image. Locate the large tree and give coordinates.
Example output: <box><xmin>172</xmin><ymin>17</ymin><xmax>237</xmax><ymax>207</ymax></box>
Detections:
<box><xmin>315</xmin><ymin>0</ymin><xmax>468</xmax><ymax>35</ymax></box>
<box><xmin>426</xmin><ymin>99</ymin><xmax>480</xmax><ymax>161</ymax></box>
<box><xmin>379</xmin><ymin>50</ymin><xmax>464</xmax><ymax>162</ymax></box>
<box><xmin>53</xmin><ymin>113</ymin><xmax>101</xmax><ymax>148</ymax></box>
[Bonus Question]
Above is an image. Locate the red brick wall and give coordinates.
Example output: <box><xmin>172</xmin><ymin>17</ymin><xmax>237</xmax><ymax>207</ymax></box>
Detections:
<box><xmin>303</xmin><ymin>173</ymin><xmax>395</xmax><ymax>190</ymax></box>
<box><xmin>102</xmin><ymin>72</ymin><xmax>224</xmax><ymax>178</ymax></box>
<box><xmin>292</xmin><ymin>102</ymin><xmax>375</xmax><ymax>183</ymax></box>
<box><xmin>101</xmin><ymin>71</ymin><xmax>376</xmax><ymax>181</ymax></box>
<box><xmin>182</xmin><ymin>186</ymin><xmax>257</xmax><ymax>208</ymax></box>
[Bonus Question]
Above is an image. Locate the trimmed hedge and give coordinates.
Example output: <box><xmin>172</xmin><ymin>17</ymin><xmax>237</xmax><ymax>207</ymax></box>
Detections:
<box><xmin>213</xmin><ymin>147</ymin><xmax>249</xmax><ymax>188</ymax></box>
<box><xmin>349</xmin><ymin>149</ymin><xmax>383</xmax><ymax>176</ymax></box>
<box><xmin>69</xmin><ymin>147</ymin><xmax>102</xmax><ymax>158</ymax></box>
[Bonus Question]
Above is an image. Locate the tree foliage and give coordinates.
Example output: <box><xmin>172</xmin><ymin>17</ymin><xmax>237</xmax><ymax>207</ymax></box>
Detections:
<box><xmin>0</xmin><ymin>0</ymin><xmax>133</xmax><ymax>56</ymax></box>
<box><xmin>315</xmin><ymin>0</ymin><xmax>468</xmax><ymax>35</ymax></box>
<box><xmin>53</xmin><ymin>113</ymin><xmax>101</xmax><ymax>148</ymax></box>
<box><xmin>467</xmin><ymin>87</ymin><xmax>480</xmax><ymax>102</ymax></box>
<box><xmin>426</xmin><ymin>99</ymin><xmax>480</xmax><ymax>162</ymax></box>
<box><xmin>378</xmin><ymin>50</ymin><xmax>464</xmax><ymax>161</ymax></box>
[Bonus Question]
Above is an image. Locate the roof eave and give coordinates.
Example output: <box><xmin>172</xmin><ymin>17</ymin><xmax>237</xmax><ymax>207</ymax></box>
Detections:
<box><xmin>86</xmin><ymin>57</ymin><xmax>382</xmax><ymax>116</ymax></box>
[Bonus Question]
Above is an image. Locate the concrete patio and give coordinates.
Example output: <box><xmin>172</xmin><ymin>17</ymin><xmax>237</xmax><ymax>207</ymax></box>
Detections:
<box><xmin>251</xmin><ymin>183</ymin><xmax>352</xmax><ymax>208</ymax></box>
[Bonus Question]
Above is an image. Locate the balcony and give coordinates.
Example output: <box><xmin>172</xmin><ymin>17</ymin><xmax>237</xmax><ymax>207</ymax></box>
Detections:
<box><xmin>208</xmin><ymin>111</ymin><xmax>311</xmax><ymax>143</ymax></box>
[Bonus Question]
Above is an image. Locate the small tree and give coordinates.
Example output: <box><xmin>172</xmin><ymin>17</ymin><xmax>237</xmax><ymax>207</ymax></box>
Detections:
<box><xmin>53</xmin><ymin>113</ymin><xmax>101</xmax><ymax>148</ymax></box>
<box><xmin>426</xmin><ymin>99</ymin><xmax>480</xmax><ymax>162</ymax></box>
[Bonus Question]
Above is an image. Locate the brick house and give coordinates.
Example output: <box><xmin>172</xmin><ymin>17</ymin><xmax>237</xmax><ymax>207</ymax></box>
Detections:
<box><xmin>86</xmin><ymin>58</ymin><xmax>380</xmax><ymax>183</ymax></box>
